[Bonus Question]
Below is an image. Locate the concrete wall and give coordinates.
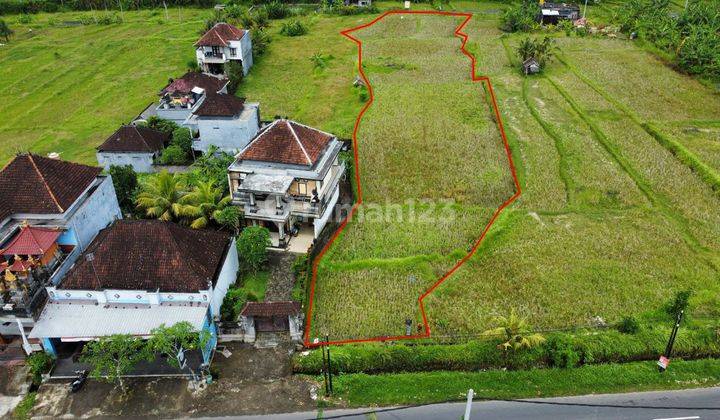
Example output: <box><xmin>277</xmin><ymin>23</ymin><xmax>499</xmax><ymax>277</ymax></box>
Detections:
<box><xmin>68</xmin><ymin>176</ymin><xmax>122</xmax><ymax>251</ymax></box>
<box><xmin>96</xmin><ymin>151</ymin><xmax>156</xmax><ymax>173</ymax></box>
<box><xmin>193</xmin><ymin>105</ymin><xmax>259</xmax><ymax>154</ymax></box>
<box><xmin>156</xmin><ymin>106</ymin><xmax>193</xmax><ymax>126</ymax></box>
<box><xmin>240</xmin><ymin>32</ymin><xmax>253</xmax><ymax>75</ymax></box>
<box><xmin>211</xmin><ymin>237</ymin><xmax>239</xmax><ymax>318</ymax></box>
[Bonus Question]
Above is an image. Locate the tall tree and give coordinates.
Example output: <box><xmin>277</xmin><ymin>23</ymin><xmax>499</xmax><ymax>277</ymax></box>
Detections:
<box><xmin>80</xmin><ymin>335</ymin><xmax>149</xmax><ymax>392</ymax></box>
<box><xmin>136</xmin><ymin>171</ymin><xmax>185</xmax><ymax>221</ymax></box>
<box><xmin>237</xmin><ymin>226</ymin><xmax>271</xmax><ymax>272</ymax></box>
<box><xmin>178</xmin><ymin>180</ymin><xmax>231</xmax><ymax>229</ymax></box>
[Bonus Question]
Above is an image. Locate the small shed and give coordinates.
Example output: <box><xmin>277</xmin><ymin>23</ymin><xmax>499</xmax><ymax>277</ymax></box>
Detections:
<box><xmin>240</xmin><ymin>301</ymin><xmax>302</xmax><ymax>342</ymax></box>
<box><xmin>344</xmin><ymin>0</ymin><xmax>371</xmax><ymax>6</ymax></box>
<box><xmin>523</xmin><ymin>57</ymin><xmax>541</xmax><ymax>75</ymax></box>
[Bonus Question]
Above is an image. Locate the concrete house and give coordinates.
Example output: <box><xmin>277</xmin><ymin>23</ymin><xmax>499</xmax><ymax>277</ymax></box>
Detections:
<box><xmin>30</xmin><ymin>220</ymin><xmax>238</xmax><ymax>376</ymax></box>
<box><xmin>195</xmin><ymin>23</ymin><xmax>253</xmax><ymax>76</ymax></box>
<box><xmin>186</xmin><ymin>93</ymin><xmax>260</xmax><ymax>155</ymax></box>
<box><xmin>539</xmin><ymin>2</ymin><xmax>581</xmax><ymax>24</ymax></box>
<box><xmin>0</xmin><ymin>154</ymin><xmax>121</xmax><ymax>337</ymax></box>
<box><xmin>96</xmin><ymin>125</ymin><xmax>170</xmax><ymax>173</ymax></box>
<box><xmin>228</xmin><ymin>119</ymin><xmax>345</xmax><ymax>251</ymax></box>
<box><xmin>156</xmin><ymin>72</ymin><xmax>229</xmax><ymax>126</ymax></box>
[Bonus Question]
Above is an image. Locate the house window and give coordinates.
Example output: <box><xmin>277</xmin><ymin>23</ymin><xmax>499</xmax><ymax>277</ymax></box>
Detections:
<box><xmin>229</xmin><ymin>47</ymin><xmax>237</xmax><ymax>57</ymax></box>
<box><xmin>211</xmin><ymin>46</ymin><xmax>221</xmax><ymax>56</ymax></box>
<box><xmin>297</xmin><ymin>180</ymin><xmax>308</xmax><ymax>195</ymax></box>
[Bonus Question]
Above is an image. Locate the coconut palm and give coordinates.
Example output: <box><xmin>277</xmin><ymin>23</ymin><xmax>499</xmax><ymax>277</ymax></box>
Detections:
<box><xmin>177</xmin><ymin>180</ymin><xmax>232</xmax><ymax>229</ymax></box>
<box><xmin>482</xmin><ymin>309</ymin><xmax>546</xmax><ymax>351</ymax></box>
<box><xmin>136</xmin><ymin>171</ymin><xmax>185</xmax><ymax>221</ymax></box>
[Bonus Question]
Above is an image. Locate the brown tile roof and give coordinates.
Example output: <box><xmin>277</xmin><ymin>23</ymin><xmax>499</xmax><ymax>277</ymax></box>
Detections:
<box><xmin>195</xmin><ymin>23</ymin><xmax>246</xmax><ymax>47</ymax></box>
<box><xmin>60</xmin><ymin>220</ymin><xmax>232</xmax><ymax>293</ymax></box>
<box><xmin>97</xmin><ymin>125</ymin><xmax>170</xmax><ymax>153</ymax></box>
<box><xmin>237</xmin><ymin>120</ymin><xmax>334</xmax><ymax>166</ymax></box>
<box><xmin>160</xmin><ymin>72</ymin><xmax>228</xmax><ymax>96</ymax></box>
<box><xmin>193</xmin><ymin>93</ymin><xmax>245</xmax><ymax>117</ymax></box>
<box><xmin>240</xmin><ymin>301</ymin><xmax>301</xmax><ymax>317</ymax></box>
<box><xmin>0</xmin><ymin>154</ymin><xmax>102</xmax><ymax>222</ymax></box>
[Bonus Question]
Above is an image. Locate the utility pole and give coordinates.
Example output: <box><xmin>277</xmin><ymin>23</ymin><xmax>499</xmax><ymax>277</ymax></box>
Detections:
<box><xmin>321</xmin><ymin>339</ymin><xmax>329</xmax><ymax>396</ymax></box>
<box><xmin>583</xmin><ymin>0</ymin><xmax>589</xmax><ymax>19</ymax></box>
<box><xmin>658</xmin><ymin>310</ymin><xmax>684</xmax><ymax>372</ymax></box>
<box><xmin>464</xmin><ymin>389</ymin><xmax>474</xmax><ymax>420</ymax></box>
<box><xmin>326</xmin><ymin>335</ymin><xmax>334</xmax><ymax>395</ymax></box>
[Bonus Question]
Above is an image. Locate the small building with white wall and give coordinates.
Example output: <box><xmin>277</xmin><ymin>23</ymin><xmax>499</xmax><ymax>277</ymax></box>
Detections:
<box><xmin>96</xmin><ymin>125</ymin><xmax>170</xmax><ymax>173</ymax></box>
<box><xmin>185</xmin><ymin>93</ymin><xmax>260</xmax><ymax>155</ymax></box>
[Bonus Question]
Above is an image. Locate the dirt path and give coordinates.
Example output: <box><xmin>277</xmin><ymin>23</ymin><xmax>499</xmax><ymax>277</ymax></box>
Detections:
<box><xmin>264</xmin><ymin>251</ymin><xmax>297</xmax><ymax>302</ymax></box>
<box><xmin>30</xmin><ymin>342</ymin><xmax>317</xmax><ymax>418</ymax></box>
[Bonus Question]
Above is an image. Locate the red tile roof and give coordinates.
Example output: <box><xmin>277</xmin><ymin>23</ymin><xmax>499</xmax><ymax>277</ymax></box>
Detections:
<box><xmin>160</xmin><ymin>72</ymin><xmax>228</xmax><ymax>96</ymax></box>
<box><xmin>97</xmin><ymin>125</ymin><xmax>170</xmax><ymax>153</ymax></box>
<box><xmin>237</xmin><ymin>120</ymin><xmax>335</xmax><ymax>166</ymax></box>
<box><xmin>0</xmin><ymin>154</ymin><xmax>102</xmax><ymax>222</ymax></box>
<box><xmin>60</xmin><ymin>220</ymin><xmax>232</xmax><ymax>293</ymax></box>
<box><xmin>195</xmin><ymin>23</ymin><xmax>246</xmax><ymax>47</ymax></box>
<box><xmin>193</xmin><ymin>93</ymin><xmax>246</xmax><ymax>117</ymax></box>
<box><xmin>1</xmin><ymin>225</ymin><xmax>62</xmax><ymax>257</ymax></box>
<box><xmin>240</xmin><ymin>301</ymin><xmax>301</xmax><ymax>317</ymax></box>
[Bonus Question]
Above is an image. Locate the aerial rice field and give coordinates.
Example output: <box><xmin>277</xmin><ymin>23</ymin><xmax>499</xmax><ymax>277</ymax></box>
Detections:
<box><xmin>2</xmin><ymin>2</ymin><xmax>719</xmax><ymax>343</ymax></box>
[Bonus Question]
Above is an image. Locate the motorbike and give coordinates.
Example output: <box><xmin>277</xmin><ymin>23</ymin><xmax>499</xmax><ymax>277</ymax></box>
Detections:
<box><xmin>70</xmin><ymin>369</ymin><xmax>88</xmax><ymax>393</ymax></box>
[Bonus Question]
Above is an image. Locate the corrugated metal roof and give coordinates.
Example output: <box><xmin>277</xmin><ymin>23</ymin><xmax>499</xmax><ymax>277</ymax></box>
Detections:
<box><xmin>29</xmin><ymin>301</ymin><xmax>208</xmax><ymax>339</ymax></box>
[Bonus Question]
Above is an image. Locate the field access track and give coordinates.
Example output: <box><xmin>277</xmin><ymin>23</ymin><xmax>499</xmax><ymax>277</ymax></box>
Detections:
<box><xmin>303</xmin><ymin>11</ymin><xmax>521</xmax><ymax>347</ymax></box>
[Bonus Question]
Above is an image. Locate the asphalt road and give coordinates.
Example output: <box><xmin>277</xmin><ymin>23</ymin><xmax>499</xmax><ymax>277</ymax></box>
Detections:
<box><xmin>221</xmin><ymin>387</ymin><xmax>720</xmax><ymax>420</ymax></box>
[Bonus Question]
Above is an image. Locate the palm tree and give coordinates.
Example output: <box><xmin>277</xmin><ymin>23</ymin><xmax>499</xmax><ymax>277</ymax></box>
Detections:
<box><xmin>136</xmin><ymin>171</ymin><xmax>185</xmax><ymax>221</ymax></box>
<box><xmin>482</xmin><ymin>309</ymin><xmax>545</xmax><ymax>351</ymax></box>
<box><xmin>177</xmin><ymin>180</ymin><xmax>231</xmax><ymax>229</ymax></box>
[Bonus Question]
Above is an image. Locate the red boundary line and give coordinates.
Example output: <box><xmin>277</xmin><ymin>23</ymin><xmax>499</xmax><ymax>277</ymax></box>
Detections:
<box><xmin>303</xmin><ymin>10</ymin><xmax>521</xmax><ymax>348</ymax></box>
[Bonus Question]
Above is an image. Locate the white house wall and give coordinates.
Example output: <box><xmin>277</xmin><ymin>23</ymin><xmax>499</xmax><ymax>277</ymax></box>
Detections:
<box><xmin>96</xmin><ymin>151</ymin><xmax>156</xmax><ymax>173</ymax></box>
<box><xmin>239</xmin><ymin>32</ymin><xmax>253</xmax><ymax>75</ymax></box>
<box><xmin>314</xmin><ymin>186</ymin><xmax>339</xmax><ymax>238</ymax></box>
<box><xmin>194</xmin><ymin>106</ymin><xmax>259</xmax><ymax>154</ymax></box>
<box><xmin>211</xmin><ymin>237</ymin><xmax>238</xmax><ymax>318</ymax></box>
<box><xmin>68</xmin><ymin>176</ymin><xmax>122</xmax><ymax>251</ymax></box>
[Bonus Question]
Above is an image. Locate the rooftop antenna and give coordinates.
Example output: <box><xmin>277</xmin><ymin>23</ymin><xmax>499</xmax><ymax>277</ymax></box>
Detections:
<box><xmin>85</xmin><ymin>252</ymin><xmax>101</xmax><ymax>290</ymax></box>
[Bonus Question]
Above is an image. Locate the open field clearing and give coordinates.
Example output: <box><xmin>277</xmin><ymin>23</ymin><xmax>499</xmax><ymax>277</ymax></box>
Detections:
<box><xmin>0</xmin><ymin>9</ymin><xmax>207</xmax><ymax>165</ymax></box>
<box><xmin>654</xmin><ymin>121</ymin><xmax>720</xmax><ymax>175</ymax></box>
<box><xmin>307</xmin><ymin>13</ymin><xmax>516</xmax><ymax>341</ymax></box>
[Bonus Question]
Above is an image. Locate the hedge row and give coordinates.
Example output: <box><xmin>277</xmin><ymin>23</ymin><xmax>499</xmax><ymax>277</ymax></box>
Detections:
<box><xmin>293</xmin><ymin>327</ymin><xmax>720</xmax><ymax>374</ymax></box>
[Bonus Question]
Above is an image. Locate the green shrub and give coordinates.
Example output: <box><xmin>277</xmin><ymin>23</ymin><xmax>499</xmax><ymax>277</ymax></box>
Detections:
<box><xmin>170</xmin><ymin>127</ymin><xmax>192</xmax><ymax>155</ymax></box>
<box><xmin>251</xmin><ymin>28</ymin><xmax>271</xmax><ymax>57</ymax></box>
<box><xmin>237</xmin><ymin>226</ymin><xmax>271</xmax><ymax>272</ymax></box>
<box><xmin>158</xmin><ymin>145</ymin><xmax>187</xmax><ymax>165</ymax></box>
<box><xmin>225</xmin><ymin>60</ymin><xmax>244</xmax><ymax>94</ymax></box>
<box><xmin>264</xmin><ymin>0</ymin><xmax>291</xmax><ymax>19</ymax></box>
<box><xmin>666</xmin><ymin>289</ymin><xmax>692</xmax><ymax>319</ymax></box>
<box><xmin>500</xmin><ymin>0</ymin><xmax>539</xmax><ymax>33</ymax></box>
<box><xmin>26</xmin><ymin>352</ymin><xmax>52</xmax><ymax>385</ymax></box>
<box><xmin>17</xmin><ymin>13</ymin><xmax>31</xmax><ymax>23</ymax></box>
<box><xmin>280</xmin><ymin>20</ymin><xmax>307</xmax><ymax>37</ymax></box>
<box><xmin>145</xmin><ymin>115</ymin><xmax>179</xmax><ymax>135</ymax></box>
<box><xmin>544</xmin><ymin>335</ymin><xmax>580</xmax><ymax>368</ymax></box>
<box><xmin>618</xmin><ymin>316</ymin><xmax>641</xmax><ymax>334</ymax></box>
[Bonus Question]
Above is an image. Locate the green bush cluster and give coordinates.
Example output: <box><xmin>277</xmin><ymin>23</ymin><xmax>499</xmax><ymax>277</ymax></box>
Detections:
<box><xmin>500</xmin><ymin>0</ymin><xmax>540</xmax><ymax>33</ymax></box>
<box><xmin>26</xmin><ymin>352</ymin><xmax>53</xmax><ymax>385</ymax></box>
<box><xmin>220</xmin><ymin>284</ymin><xmax>259</xmax><ymax>321</ymax></box>
<box><xmin>617</xmin><ymin>0</ymin><xmax>720</xmax><ymax>80</ymax></box>
<box><xmin>280</xmin><ymin>20</ymin><xmax>307</xmax><ymax>37</ymax></box>
<box><xmin>293</xmin><ymin>326</ymin><xmax>720</xmax><ymax>374</ymax></box>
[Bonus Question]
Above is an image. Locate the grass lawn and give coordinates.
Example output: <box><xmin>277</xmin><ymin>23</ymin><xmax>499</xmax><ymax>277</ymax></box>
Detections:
<box><xmin>329</xmin><ymin>358</ymin><xmax>720</xmax><ymax>407</ymax></box>
<box><xmin>0</xmin><ymin>8</ymin><xmax>209</xmax><ymax>166</ymax></box>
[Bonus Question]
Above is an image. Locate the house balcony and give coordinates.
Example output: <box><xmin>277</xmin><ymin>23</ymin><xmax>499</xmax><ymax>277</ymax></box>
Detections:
<box><xmin>201</xmin><ymin>52</ymin><xmax>227</xmax><ymax>63</ymax></box>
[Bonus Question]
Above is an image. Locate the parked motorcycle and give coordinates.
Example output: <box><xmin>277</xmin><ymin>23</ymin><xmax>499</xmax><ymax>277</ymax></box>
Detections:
<box><xmin>70</xmin><ymin>370</ymin><xmax>88</xmax><ymax>393</ymax></box>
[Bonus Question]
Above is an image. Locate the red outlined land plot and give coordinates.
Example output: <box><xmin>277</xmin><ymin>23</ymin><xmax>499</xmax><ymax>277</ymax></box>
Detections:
<box><xmin>303</xmin><ymin>11</ymin><xmax>521</xmax><ymax>347</ymax></box>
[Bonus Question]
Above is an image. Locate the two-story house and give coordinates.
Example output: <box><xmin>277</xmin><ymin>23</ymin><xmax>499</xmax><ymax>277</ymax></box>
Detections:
<box><xmin>228</xmin><ymin>119</ymin><xmax>345</xmax><ymax>251</ymax></box>
<box><xmin>0</xmin><ymin>154</ymin><xmax>121</xmax><ymax>337</ymax></box>
<box><xmin>195</xmin><ymin>23</ymin><xmax>253</xmax><ymax>76</ymax></box>
<box><xmin>29</xmin><ymin>219</ymin><xmax>238</xmax><ymax>376</ymax></box>
<box><xmin>185</xmin><ymin>92</ymin><xmax>260</xmax><ymax>155</ymax></box>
